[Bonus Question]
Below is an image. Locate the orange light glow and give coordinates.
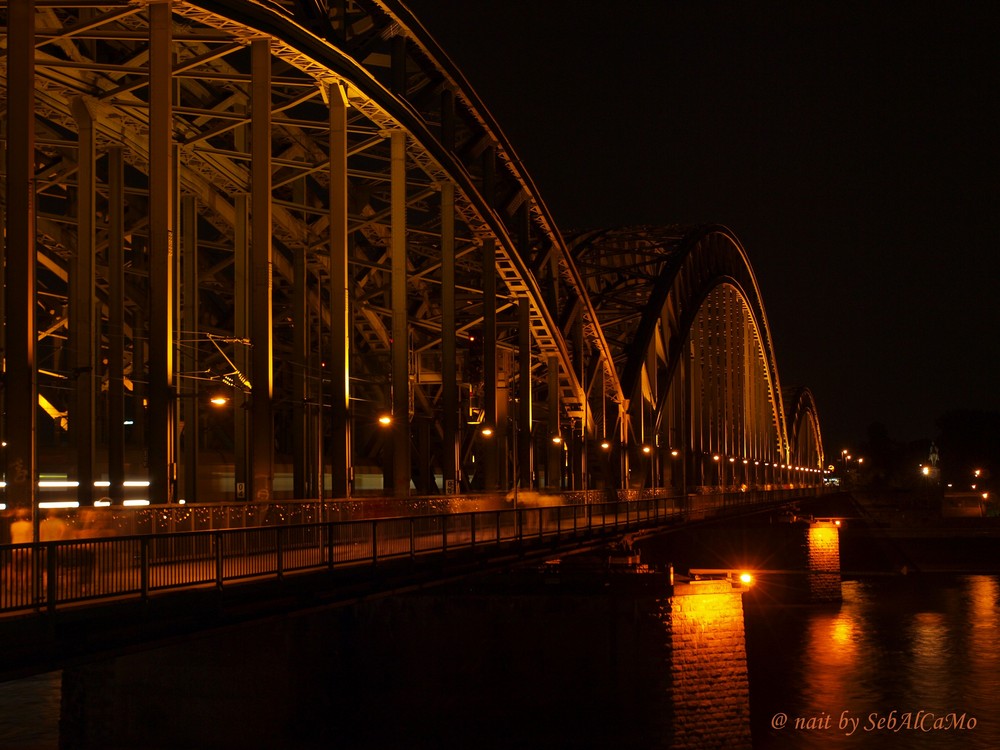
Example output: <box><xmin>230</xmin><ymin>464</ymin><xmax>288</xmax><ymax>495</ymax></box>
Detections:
<box><xmin>378</xmin><ymin>414</ymin><xmax>392</xmax><ymax>426</ymax></box>
<box><xmin>739</xmin><ymin>572</ymin><xmax>753</xmax><ymax>585</ymax></box>
<box><xmin>600</xmin><ymin>441</ymin><xmax>611</xmax><ymax>450</ymax></box>
<box><xmin>481</xmin><ymin>427</ymin><xmax>494</xmax><ymax>437</ymax></box>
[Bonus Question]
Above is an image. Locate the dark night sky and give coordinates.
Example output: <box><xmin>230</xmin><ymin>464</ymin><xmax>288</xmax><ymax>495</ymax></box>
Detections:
<box><xmin>403</xmin><ymin>1</ymin><xmax>1000</xmax><ymax>455</ymax></box>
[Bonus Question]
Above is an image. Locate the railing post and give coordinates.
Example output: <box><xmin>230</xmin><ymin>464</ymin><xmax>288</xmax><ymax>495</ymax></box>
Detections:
<box><xmin>276</xmin><ymin>528</ymin><xmax>284</xmax><ymax>579</ymax></box>
<box><xmin>46</xmin><ymin>544</ymin><xmax>57</xmax><ymax>611</ymax></box>
<box><xmin>215</xmin><ymin>531</ymin><xmax>224</xmax><ymax>589</ymax></box>
<box><xmin>140</xmin><ymin>537</ymin><xmax>150</xmax><ymax>599</ymax></box>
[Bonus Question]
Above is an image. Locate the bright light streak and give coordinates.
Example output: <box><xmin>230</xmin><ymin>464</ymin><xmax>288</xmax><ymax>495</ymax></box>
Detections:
<box><xmin>39</xmin><ymin>501</ymin><xmax>80</xmax><ymax>509</ymax></box>
<box><xmin>123</xmin><ymin>480</ymin><xmax>151</xmax><ymax>487</ymax></box>
<box><xmin>123</xmin><ymin>499</ymin><xmax>150</xmax><ymax>507</ymax></box>
<box><xmin>94</xmin><ymin>500</ymin><xmax>111</xmax><ymax>507</ymax></box>
<box><xmin>39</xmin><ymin>481</ymin><xmax>80</xmax><ymax>488</ymax></box>
<box><xmin>739</xmin><ymin>572</ymin><xmax>754</xmax><ymax>585</ymax></box>
<box><xmin>94</xmin><ymin>481</ymin><xmax>111</xmax><ymax>487</ymax></box>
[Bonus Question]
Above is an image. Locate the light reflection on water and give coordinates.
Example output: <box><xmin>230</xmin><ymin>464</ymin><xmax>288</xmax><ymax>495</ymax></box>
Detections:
<box><xmin>747</xmin><ymin>575</ymin><xmax>1000</xmax><ymax>749</ymax></box>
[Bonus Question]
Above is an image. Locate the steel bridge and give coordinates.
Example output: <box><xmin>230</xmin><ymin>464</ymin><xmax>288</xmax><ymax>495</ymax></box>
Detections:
<box><xmin>0</xmin><ymin>0</ymin><xmax>824</xmax><ymax>511</ymax></box>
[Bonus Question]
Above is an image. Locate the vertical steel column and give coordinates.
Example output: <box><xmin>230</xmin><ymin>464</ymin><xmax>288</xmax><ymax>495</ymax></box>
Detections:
<box><xmin>574</xmin><ymin>316</ymin><xmax>588</xmax><ymax>490</ymax></box>
<box><xmin>0</xmin><ymin>131</ymin><xmax>5</xmax><ymax>452</ymax></box>
<box><xmin>546</xmin><ymin>356</ymin><xmax>561</xmax><ymax>489</ymax></box>
<box><xmin>148</xmin><ymin>0</ymin><xmax>176</xmax><ymax>505</ymax></box>
<box><xmin>481</xmin><ymin>149</ymin><xmax>498</xmax><ymax>491</ymax></box>
<box><xmin>71</xmin><ymin>98</ymin><xmax>96</xmax><ymax>505</ymax></box>
<box><xmin>439</xmin><ymin>89</ymin><xmax>458</xmax><ymax>493</ymax></box>
<box><xmin>180</xmin><ymin>195</ymin><xmax>199</xmax><ymax>502</ymax></box>
<box><xmin>250</xmin><ymin>38</ymin><xmax>274</xmax><ymax>502</ymax></box>
<box><xmin>5</xmin><ymin>0</ymin><xmax>38</xmax><ymax>516</ymax></box>
<box><xmin>107</xmin><ymin>148</ymin><xmax>125</xmax><ymax>504</ymax></box>
<box><xmin>390</xmin><ymin>130</ymin><xmax>410</xmax><ymax>497</ymax></box>
<box><xmin>517</xmin><ymin>301</ymin><xmax>532</xmax><ymax>490</ymax></box>
<box><xmin>233</xmin><ymin>194</ymin><xmax>249</xmax><ymax>500</ymax></box>
<box><xmin>328</xmin><ymin>83</ymin><xmax>350</xmax><ymax>499</ymax></box>
<box><xmin>617</xmin><ymin>398</ymin><xmax>629</xmax><ymax>490</ymax></box>
<box><xmin>678</xmin><ymin>351</ymin><xmax>689</xmax><ymax>494</ymax></box>
<box><xmin>292</xmin><ymin>179</ymin><xmax>308</xmax><ymax>499</ymax></box>
<box><xmin>440</xmin><ymin>181</ymin><xmax>458</xmax><ymax>492</ymax></box>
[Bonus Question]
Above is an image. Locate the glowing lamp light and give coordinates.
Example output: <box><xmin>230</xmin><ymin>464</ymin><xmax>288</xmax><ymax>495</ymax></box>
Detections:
<box><xmin>600</xmin><ymin>441</ymin><xmax>611</xmax><ymax>450</ymax></box>
<box><xmin>729</xmin><ymin>457</ymin><xmax>736</xmax><ymax>463</ymax></box>
<box><xmin>739</xmin><ymin>572</ymin><xmax>754</xmax><ymax>586</ymax></box>
<box><xmin>642</xmin><ymin>445</ymin><xmax>652</xmax><ymax>455</ymax></box>
<box><xmin>210</xmin><ymin>394</ymin><xmax>229</xmax><ymax>406</ymax></box>
<box><xmin>921</xmin><ymin>466</ymin><xmax>930</xmax><ymax>476</ymax></box>
<box><xmin>713</xmin><ymin>454</ymin><xmax>720</xmax><ymax>462</ymax></box>
<box><xmin>481</xmin><ymin>427</ymin><xmax>494</xmax><ymax>437</ymax></box>
<box><xmin>377</xmin><ymin>414</ymin><xmax>392</xmax><ymax>426</ymax></box>
<box><xmin>670</xmin><ymin>449</ymin><xmax>679</xmax><ymax>457</ymax></box>
<box><xmin>552</xmin><ymin>435</ymin><xmax>563</xmax><ymax>445</ymax></box>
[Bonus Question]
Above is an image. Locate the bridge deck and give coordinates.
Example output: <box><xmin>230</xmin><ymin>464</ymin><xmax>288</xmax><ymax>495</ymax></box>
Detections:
<box><xmin>0</xmin><ymin>490</ymin><xmax>820</xmax><ymax>680</ymax></box>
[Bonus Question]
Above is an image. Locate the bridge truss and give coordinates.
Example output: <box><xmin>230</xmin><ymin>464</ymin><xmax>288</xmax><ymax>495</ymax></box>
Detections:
<box><xmin>0</xmin><ymin>0</ymin><xmax>824</xmax><ymax>506</ymax></box>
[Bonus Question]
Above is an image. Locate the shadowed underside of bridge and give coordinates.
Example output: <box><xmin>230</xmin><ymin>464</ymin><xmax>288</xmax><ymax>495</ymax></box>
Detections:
<box><xmin>0</xmin><ymin>0</ymin><xmax>824</xmax><ymax>509</ymax></box>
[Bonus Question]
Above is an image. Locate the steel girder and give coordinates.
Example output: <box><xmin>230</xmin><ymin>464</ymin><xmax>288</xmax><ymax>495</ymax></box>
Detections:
<box><xmin>0</xmin><ymin>0</ymin><xmax>622</xmax><ymax>502</ymax></box>
<box><xmin>784</xmin><ymin>387</ymin><xmax>825</xmax><ymax>471</ymax></box>
<box><xmin>0</xmin><ymin>0</ymin><xmax>821</xmax><ymax>501</ymax></box>
<box><xmin>568</xmin><ymin>225</ymin><xmax>821</xmax><ymax>490</ymax></box>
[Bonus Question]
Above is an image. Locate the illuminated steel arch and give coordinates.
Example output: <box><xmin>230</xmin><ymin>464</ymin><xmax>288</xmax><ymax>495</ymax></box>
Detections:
<box><xmin>569</xmin><ymin>226</ymin><xmax>821</xmax><ymax>491</ymax></box>
<box><xmin>784</xmin><ymin>387</ymin><xmax>825</xmax><ymax>477</ymax></box>
<box><xmin>0</xmin><ymin>0</ymin><xmax>818</xmax><ymax>507</ymax></box>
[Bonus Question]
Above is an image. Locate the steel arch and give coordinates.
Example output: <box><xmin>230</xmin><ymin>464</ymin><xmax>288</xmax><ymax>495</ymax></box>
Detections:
<box><xmin>569</xmin><ymin>225</ymin><xmax>807</xmax><ymax>490</ymax></box>
<box><xmin>0</xmin><ymin>0</ymin><xmax>821</xmax><ymax>504</ymax></box>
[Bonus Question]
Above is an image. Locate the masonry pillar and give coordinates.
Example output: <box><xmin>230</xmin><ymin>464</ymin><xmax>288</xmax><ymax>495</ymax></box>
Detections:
<box><xmin>668</xmin><ymin>578</ymin><xmax>752</xmax><ymax>749</ymax></box>
<box><xmin>805</xmin><ymin>520</ymin><xmax>842</xmax><ymax>603</ymax></box>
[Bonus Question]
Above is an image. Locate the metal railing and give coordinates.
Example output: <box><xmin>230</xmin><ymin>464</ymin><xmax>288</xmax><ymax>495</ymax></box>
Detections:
<box><xmin>0</xmin><ymin>489</ymin><xmax>815</xmax><ymax>614</ymax></box>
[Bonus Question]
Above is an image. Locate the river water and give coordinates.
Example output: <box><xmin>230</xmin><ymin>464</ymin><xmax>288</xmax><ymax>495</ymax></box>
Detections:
<box><xmin>746</xmin><ymin>574</ymin><xmax>1000</xmax><ymax>749</ymax></box>
<box><xmin>1</xmin><ymin>574</ymin><xmax>998</xmax><ymax>748</ymax></box>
